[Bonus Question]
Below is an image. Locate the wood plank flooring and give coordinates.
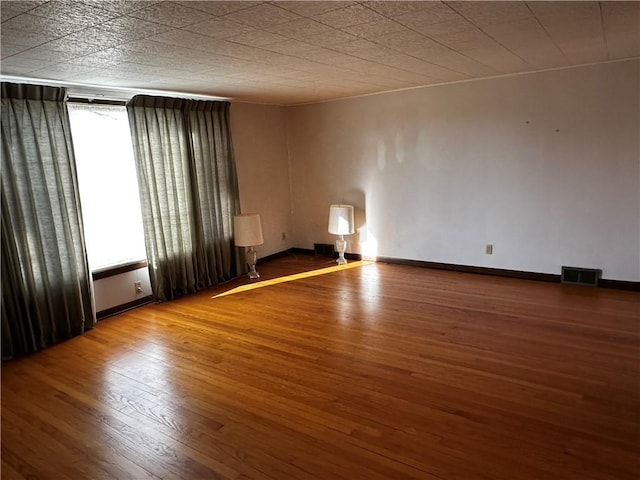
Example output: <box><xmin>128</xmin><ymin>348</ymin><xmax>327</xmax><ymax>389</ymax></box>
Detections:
<box><xmin>2</xmin><ymin>255</ymin><xmax>639</xmax><ymax>480</ymax></box>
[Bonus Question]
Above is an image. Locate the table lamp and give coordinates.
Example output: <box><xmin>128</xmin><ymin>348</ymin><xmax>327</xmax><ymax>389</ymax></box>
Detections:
<box><xmin>328</xmin><ymin>204</ymin><xmax>354</xmax><ymax>265</ymax></box>
<box><xmin>234</xmin><ymin>213</ymin><xmax>264</xmax><ymax>279</ymax></box>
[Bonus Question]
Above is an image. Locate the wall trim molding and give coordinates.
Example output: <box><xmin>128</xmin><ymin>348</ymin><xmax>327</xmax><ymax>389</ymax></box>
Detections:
<box><xmin>290</xmin><ymin>58</ymin><xmax>638</xmax><ymax>107</ymax></box>
<box><xmin>97</xmin><ymin>296</ymin><xmax>153</xmax><ymax>321</ymax></box>
<box><xmin>288</xmin><ymin>247</ymin><xmax>316</xmax><ymax>256</ymax></box>
<box><xmin>373</xmin><ymin>256</ymin><xmax>559</xmax><ymax>283</ymax></box>
<box><xmin>597</xmin><ymin>279</ymin><xmax>640</xmax><ymax>292</ymax></box>
<box><xmin>285</xmin><ymin>248</ymin><xmax>639</xmax><ymax>292</ymax></box>
<box><xmin>288</xmin><ymin>247</ymin><xmax>361</xmax><ymax>260</ymax></box>
<box><xmin>258</xmin><ymin>250</ymin><xmax>295</xmax><ymax>263</ymax></box>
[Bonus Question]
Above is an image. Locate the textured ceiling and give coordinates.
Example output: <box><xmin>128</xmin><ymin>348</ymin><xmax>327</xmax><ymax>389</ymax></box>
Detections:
<box><xmin>1</xmin><ymin>1</ymin><xmax>638</xmax><ymax>104</ymax></box>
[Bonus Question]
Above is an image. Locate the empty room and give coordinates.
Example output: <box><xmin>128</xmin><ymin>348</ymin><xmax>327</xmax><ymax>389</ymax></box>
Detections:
<box><xmin>1</xmin><ymin>1</ymin><xmax>639</xmax><ymax>479</ymax></box>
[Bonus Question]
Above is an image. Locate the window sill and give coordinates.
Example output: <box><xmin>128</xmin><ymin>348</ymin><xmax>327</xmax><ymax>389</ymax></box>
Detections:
<box><xmin>92</xmin><ymin>260</ymin><xmax>148</xmax><ymax>281</ymax></box>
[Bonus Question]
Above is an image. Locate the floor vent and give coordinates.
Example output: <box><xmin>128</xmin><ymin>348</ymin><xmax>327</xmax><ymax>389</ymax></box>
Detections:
<box><xmin>561</xmin><ymin>266</ymin><xmax>601</xmax><ymax>286</ymax></box>
<box><xmin>314</xmin><ymin>243</ymin><xmax>335</xmax><ymax>257</ymax></box>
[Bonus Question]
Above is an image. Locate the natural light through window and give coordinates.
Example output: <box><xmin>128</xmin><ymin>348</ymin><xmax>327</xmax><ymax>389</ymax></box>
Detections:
<box><xmin>212</xmin><ymin>261</ymin><xmax>371</xmax><ymax>298</ymax></box>
<box><xmin>68</xmin><ymin>103</ymin><xmax>146</xmax><ymax>271</ymax></box>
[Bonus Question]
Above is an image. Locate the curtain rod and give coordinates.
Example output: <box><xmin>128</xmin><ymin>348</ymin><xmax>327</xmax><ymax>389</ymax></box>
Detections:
<box><xmin>67</xmin><ymin>97</ymin><xmax>127</xmax><ymax>106</ymax></box>
<box><xmin>1</xmin><ymin>75</ymin><xmax>229</xmax><ymax>103</ymax></box>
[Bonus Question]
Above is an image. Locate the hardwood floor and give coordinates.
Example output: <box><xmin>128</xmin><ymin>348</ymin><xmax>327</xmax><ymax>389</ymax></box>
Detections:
<box><xmin>2</xmin><ymin>254</ymin><xmax>639</xmax><ymax>480</ymax></box>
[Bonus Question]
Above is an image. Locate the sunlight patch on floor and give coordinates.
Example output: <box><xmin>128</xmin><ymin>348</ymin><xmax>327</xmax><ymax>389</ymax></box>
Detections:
<box><xmin>212</xmin><ymin>260</ymin><xmax>371</xmax><ymax>298</ymax></box>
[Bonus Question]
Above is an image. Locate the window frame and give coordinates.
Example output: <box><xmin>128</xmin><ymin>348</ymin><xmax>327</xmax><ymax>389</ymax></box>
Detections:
<box><xmin>68</xmin><ymin>98</ymin><xmax>148</xmax><ymax>276</ymax></box>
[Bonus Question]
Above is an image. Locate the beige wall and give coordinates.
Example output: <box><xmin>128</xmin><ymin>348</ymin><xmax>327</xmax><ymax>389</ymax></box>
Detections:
<box><xmin>286</xmin><ymin>60</ymin><xmax>640</xmax><ymax>281</ymax></box>
<box><xmin>231</xmin><ymin>102</ymin><xmax>293</xmax><ymax>258</ymax></box>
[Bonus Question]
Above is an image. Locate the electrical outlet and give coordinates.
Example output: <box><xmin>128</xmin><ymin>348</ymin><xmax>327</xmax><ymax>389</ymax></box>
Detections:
<box><xmin>134</xmin><ymin>281</ymin><xmax>143</xmax><ymax>294</ymax></box>
<box><xmin>485</xmin><ymin>244</ymin><xmax>493</xmax><ymax>255</ymax></box>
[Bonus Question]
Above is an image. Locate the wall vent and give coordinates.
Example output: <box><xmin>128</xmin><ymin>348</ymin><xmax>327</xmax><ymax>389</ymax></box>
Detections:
<box><xmin>314</xmin><ymin>243</ymin><xmax>335</xmax><ymax>257</ymax></box>
<box><xmin>561</xmin><ymin>266</ymin><xmax>601</xmax><ymax>286</ymax></box>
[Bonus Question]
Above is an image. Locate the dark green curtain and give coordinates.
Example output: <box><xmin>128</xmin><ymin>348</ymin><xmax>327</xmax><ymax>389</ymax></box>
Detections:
<box><xmin>1</xmin><ymin>83</ymin><xmax>94</xmax><ymax>360</ymax></box>
<box><xmin>127</xmin><ymin>96</ymin><xmax>241</xmax><ymax>302</ymax></box>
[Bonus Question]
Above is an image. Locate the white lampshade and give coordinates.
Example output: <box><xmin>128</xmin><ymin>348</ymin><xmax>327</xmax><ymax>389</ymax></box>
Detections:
<box><xmin>234</xmin><ymin>213</ymin><xmax>264</xmax><ymax>247</ymax></box>
<box><xmin>328</xmin><ymin>204</ymin><xmax>354</xmax><ymax>235</ymax></box>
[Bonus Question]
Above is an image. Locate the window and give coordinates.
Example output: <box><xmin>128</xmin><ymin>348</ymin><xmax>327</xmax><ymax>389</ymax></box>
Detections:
<box><xmin>68</xmin><ymin>103</ymin><xmax>146</xmax><ymax>271</ymax></box>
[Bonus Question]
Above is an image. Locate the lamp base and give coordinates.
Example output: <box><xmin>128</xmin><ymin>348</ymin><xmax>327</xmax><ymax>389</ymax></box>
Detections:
<box><xmin>335</xmin><ymin>235</ymin><xmax>347</xmax><ymax>265</ymax></box>
<box><xmin>248</xmin><ymin>267</ymin><xmax>260</xmax><ymax>279</ymax></box>
<box><xmin>246</xmin><ymin>246</ymin><xmax>260</xmax><ymax>279</ymax></box>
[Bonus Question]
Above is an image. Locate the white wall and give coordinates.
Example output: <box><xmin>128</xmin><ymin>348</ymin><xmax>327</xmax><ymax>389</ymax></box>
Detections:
<box><xmin>286</xmin><ymin>60</ymin><xmax>640</xmax><ymax>281</ymax></box>
<box><xmin>230</xmin><ymin>102</ymin><xmax>293</xmax><ymax>258</ymax></box>
<box><xmin>93</xmin><ymin>267</ymin><xmax>152</xmax><ymax>314</ymax></box>
<box><xmin>91</xmin><ymin>59</ymin><xmax>639</xmax><ymax>314</ymax></box>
